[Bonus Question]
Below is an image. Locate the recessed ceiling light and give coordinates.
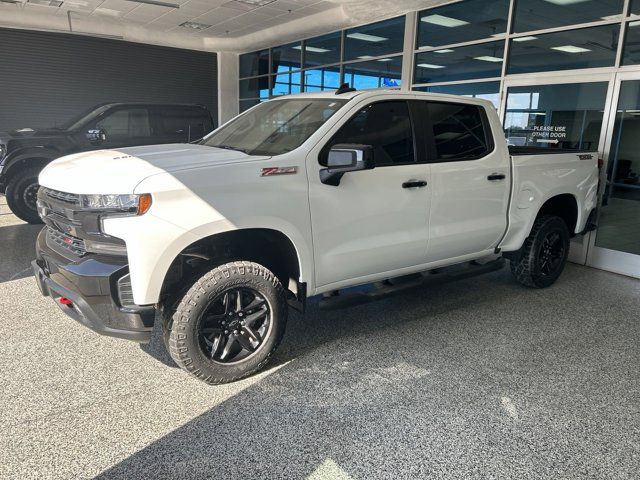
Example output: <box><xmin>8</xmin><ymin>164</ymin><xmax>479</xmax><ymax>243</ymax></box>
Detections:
<box><xmin>434</xmin><ymin>49</ymin><xmax>454</xmax><ymax>53</ymax></box>
<box><xmin>233</xmin><ymin>0</ymin><xmax>277</xmax><ymax>6</ymax></box>
<box><xmin>513</xmin><ymin>36</ymin><xmax>538</xmax><ymax>42</ymax></box>
<box><xmin>377</xmin><ymin>58</ymin><xmax>393</xmax><ymax>62</ymax></box>
<box><xmin>417</xmin><ymin>63</ymin><xmax>445</xmax><ymax>69</ymax></box>
<box><xmin>125</xmin><ymin>0</ymin><xmax>179</xmax><ymax>8</ymax></box>
<box><xmin>551</xmin><ymin>45</ymin><xmax>591</xmax><ymax>53</ymax></box>
<box><xmin>544</xmin><ymin>0</ymin><xmax>590</xmax><ymax>5</ymax></box>
<box><xmin>180</xmin><ymin>21</ymin><xmax>212</xmax><ymax>30</ymax></box>
<box><xmin>27</xmin><ymin>0</ymin><xmax>63</xmax><ymax>6</ymax></box>
<box><xmin>421</xmin><ymin>14</ymin><xmax>469</xmax><ymax>28</ymax></box>
<box><xmin>630</xmin><ymin>20</ymin><xmax>640</xmax><ymax>28</ymax></box>
<box><xmin>347</xmin><ymin>33</ymin><xmax>388</xmax><ymax>42</ymax></box>
<box><xmin>474</xmin><ymin>55</ymin><xmax>503</xmax><ymax>62</ymax></box>
<box><xmin>295</xmin><ymin>45</ymin><xmax>330</xmax><ymax>53</ymax></box>
<box><xmin>94</xmin><ymin>7</ymin><xmax>121</xmax><ymax>16</ymax></box>
<box><xmin>357</xmin><ymin>55</ymin><xmax>375</xmax><ymax>59</ymax></box>
<box><xmin>601</xmin><ymin>14</ymin><xmax>622</xmax><ymax>21</ymax></box>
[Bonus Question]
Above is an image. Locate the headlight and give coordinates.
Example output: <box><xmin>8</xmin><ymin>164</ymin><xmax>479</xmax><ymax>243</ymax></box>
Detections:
<box><xmin>79</xmin><ymin>193</ymin><xmax>152</xmax><ymax>215</ymax></box>
<box><xmin>0</xmin><ymin>144</ymin><xmax>7</xmax><ymax>163</ymax></box>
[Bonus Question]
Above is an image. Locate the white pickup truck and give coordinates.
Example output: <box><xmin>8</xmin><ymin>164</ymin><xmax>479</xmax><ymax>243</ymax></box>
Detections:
<box><xmin>32</xmin><ymin>89</ymin><xmax>599</xmax><ymax>384</ymax></box>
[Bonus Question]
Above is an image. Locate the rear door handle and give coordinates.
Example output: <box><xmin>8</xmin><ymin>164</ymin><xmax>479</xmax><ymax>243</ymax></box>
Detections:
<box><xmin>487</xmin><ymin>173</ymin><xmax>506</xmax><ymax>181</ymax></box>
<box><xmin>402</xmin><ymin>180</ymin><xmax>428</xmax><ymax>189</ymax></box>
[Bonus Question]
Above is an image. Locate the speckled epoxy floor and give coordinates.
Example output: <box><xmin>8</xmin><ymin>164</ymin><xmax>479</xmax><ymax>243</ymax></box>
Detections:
<box><xmin>0</xmin><ymin>196</ymin><xmax>638</xmax><ymax>479</ymax></box>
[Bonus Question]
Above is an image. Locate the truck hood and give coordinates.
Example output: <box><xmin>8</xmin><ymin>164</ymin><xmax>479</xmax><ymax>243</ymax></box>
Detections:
<box><xmin>39</xmin><ymin>143</ymin><xmax>267</xmax><ymax>194</ymax></box>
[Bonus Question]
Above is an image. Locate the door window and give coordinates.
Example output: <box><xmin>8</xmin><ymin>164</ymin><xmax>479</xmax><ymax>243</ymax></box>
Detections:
<box><xmin>326</xmin><ymin>101</ymin><xmax>415</xmax><ymax>166</ymax></box>
<box><xmin>95</xmin><ymin>108</ymin><xmax>151</xmax><ymax>137</ymax></box>
<box><xmin>159</xmin><ymin>107</ymin><xmax>213</xmax><ymax>140</ymax></box>
<box><xmin>427</xmin><ymin>102</ymin><xmax>491</xmax><ymax>161</ymax></box>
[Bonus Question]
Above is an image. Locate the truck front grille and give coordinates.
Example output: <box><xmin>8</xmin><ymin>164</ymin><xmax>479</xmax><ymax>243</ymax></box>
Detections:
<box><xmin>47</xmin><ymin>226</ymin><xmax>87</xmax><ymax>257</ymax></box>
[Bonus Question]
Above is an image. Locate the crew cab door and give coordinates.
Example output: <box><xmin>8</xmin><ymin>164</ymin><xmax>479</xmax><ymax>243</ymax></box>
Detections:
<box><xmin>421</xmin><ymin>100</ymin><xmax>510</xmax><ymax>262</ymax></box>
<box><xmin>86</xmin><ymin>106</ymin><xmax>157</xmax><ymax>149</ymax></box>
<box><xmin>307</xmin><ymin>99</ymin><xmax>431</xmax><ymax>289</ymax></box>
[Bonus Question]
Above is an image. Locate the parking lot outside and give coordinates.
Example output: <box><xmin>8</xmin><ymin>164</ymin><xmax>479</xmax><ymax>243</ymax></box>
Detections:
<box><xmin>1</xmin><ymin>195</ymin><xmax>638</xmax><ymax>479</ymax></box>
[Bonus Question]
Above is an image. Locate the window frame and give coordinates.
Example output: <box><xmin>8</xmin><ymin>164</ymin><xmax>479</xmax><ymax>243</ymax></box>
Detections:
<box><xmin>420</xmin><ymin>100</ymin><xmax>495</xmax><ymax>163</ymax></box>
<box><xmin>319</xmin><ymin>99</ymin><xmax>420</xmax><ymax>167</ymax></box>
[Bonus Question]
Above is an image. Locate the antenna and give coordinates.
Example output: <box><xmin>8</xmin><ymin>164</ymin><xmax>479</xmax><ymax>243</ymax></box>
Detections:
<box><xmin>335</xmin><ymin>83</ymin><xmax>356</xmax><ymax>95</ymax></box>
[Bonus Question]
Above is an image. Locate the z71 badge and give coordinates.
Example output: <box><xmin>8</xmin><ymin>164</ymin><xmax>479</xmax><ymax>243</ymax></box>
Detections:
<box><xmin>261</xmin><ymin>167</ymin><xmax>298</xmax><ymax>176</ymax></box>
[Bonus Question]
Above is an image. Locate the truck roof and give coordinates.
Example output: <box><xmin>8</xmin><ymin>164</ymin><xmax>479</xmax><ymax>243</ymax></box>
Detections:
<box><xmin>268</xmin><ymin>89</ymin><xmax>495</xmax><ymax>109</ymax></box>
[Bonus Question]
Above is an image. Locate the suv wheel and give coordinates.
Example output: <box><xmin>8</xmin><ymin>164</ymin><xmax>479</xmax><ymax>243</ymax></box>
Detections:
<box><xmin>509</xmin><ymin>215</ymin><xmax>570</xmax><ymax>288</ymax></box>
<box><xmin>5</xmin><ymin>168</ymin><xmax>44</xmax><ymax>224</ymax></box>
<box><xmin>169</xmin><ymin>261</ymin><xmax>288</xmax><ymax>384</ymax></box>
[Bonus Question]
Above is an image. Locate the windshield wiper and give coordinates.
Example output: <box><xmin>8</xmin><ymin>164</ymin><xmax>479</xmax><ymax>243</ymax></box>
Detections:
<box><xmin>212</xmin><ymin>144</ymin><xmax>249</xmax><ymax>154</ymax></box>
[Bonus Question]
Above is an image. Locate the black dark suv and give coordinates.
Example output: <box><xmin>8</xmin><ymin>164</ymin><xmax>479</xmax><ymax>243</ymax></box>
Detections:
<box><xmin>0</xmin><ymin>103</ymin><xmax>215</xmax><ymax>223</ymax></box>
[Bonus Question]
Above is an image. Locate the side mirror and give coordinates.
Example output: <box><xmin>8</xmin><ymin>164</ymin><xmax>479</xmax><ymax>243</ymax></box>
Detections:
<box><xmin>320</xmin><ymin>144</ymin><xmax>375</xmax><ymax>186</ymax></box>
<box><xmin>86</xmin><ymin>129</ymin><xmax>106</xmax><ymax>145</ymax></box>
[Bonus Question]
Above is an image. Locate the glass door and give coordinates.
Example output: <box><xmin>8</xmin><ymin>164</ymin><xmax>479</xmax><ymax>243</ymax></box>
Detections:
<box><xmin>501</xmin><ymin>73</ymin><xmax>614</xmax><ymax>264</ymax></box>
<box><xmin>587</xmin><ymin>72</ymin><xmax>640</xmax><ymax>278</ymax></box>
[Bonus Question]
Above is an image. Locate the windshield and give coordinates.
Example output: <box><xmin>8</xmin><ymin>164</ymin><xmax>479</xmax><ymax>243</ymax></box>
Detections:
<box><xmin>203</xmin><ymin>98</ymin><xmax>348</xmax><ymax>156</ymax></box>
<box><xmin>61</xmin><ymin>104</ymin><xmax>112</xmax><ymax>131</ymax></box>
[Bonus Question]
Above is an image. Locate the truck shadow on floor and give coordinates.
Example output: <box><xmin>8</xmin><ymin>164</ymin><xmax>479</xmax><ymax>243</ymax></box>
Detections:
<box><xmin>97</xmin><ymin>265</ymin><xmax>639</xmax><ymax>479</ymax></box>
<box><xmin>0</xmin><ymin>223</ymin><xmax>42</xmax><ymax>284</ymax></box>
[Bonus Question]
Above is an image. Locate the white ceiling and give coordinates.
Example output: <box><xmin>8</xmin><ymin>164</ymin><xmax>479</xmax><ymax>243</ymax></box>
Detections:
<box><xmin>0</xmin><ymin>0</ymin><xmax>449</xmax><ymax>52</ymax></box>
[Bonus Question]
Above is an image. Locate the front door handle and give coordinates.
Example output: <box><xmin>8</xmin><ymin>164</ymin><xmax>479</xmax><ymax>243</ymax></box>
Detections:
<box><xmin>402</xmin><ymin>180</ymin><xmax>428</xmax><ymax>189</ymax></box>
<box><xmin>487</xmin><ymin>173</ymin><xmax>506</xmax><ymax>181</ymax></box>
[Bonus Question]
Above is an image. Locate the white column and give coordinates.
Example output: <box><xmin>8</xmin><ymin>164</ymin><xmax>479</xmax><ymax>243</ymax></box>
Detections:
<box><xmin>217</xmin><ymin>51</ymin><xmax>239</xmax><ymax>125</ymax></box>
<box><xmin>401</xmin><ymin>11</ymin><xmax>417</xmax><ymax>92</ymax></box>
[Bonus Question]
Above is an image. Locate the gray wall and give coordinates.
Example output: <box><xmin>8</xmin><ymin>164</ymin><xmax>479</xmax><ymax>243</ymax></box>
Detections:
<box><xmin>0</xmin><ymin>28</ymin><xmax>217</xmax><ymax>131</ymax></box>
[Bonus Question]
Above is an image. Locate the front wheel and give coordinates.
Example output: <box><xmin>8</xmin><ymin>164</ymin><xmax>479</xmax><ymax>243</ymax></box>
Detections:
<box><xmin>5</xmin><ymin>167</ymin><xmax>44</xmax><ymax>224</ymax></box>
<box><xmin>169</xmin><ymin>261</ymin><xmax>288</xmax><ymax>384</ymax></box>
<box><xmin>509</xmin><ymin>215</ymin><xmax>570</xmax><ymax>288</ymax></box>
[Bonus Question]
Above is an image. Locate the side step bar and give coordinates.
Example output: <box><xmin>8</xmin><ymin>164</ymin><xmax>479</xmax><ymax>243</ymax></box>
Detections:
<box><xmin>318</xmin><ymin>257</ymin><xmax>505</xmax><ymax>310</ymax></box>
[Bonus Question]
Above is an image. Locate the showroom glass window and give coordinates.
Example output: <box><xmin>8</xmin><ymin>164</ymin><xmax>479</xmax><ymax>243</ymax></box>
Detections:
<box><xmin>303</xmin><ymin>67</ymin><xmax>341</xmax><ymax>92</ymax></box>
<box><xmin>503</xmin><ymin>82</ymin><xmax>608</xmax><ymax>150</ymax></box>
<box><xmin>327</xmin><ymin>101</ymin><xmax>415</xmax><ymax>166</ymax></box>
<box><xmin>512</xmin><ymin>0</ymin><xmax>624</xmax><ymax>33</ymax></box>
<box><xmin>416</xmin><ymin>0</ymin><xmax>510</xmax><ymax>48</ymax></box>
<box><xmin>622</xmin><ymin>21</ymin><xmax>640</xmax><ymax>65</ymax></box>
<box><xmin>303</xmin><ymin>32</ymin><xmax>342</xmax><ymax>67</ymax></box>
<box><xmin>415</xmin><ymin>81</ymin><xmax>501</xmax><ymax>108</ymax></box>
<box><xmin>239</xmin><ymin>49</ymin><xmax>270</xmax><ymax>112</ymax></box>
<box><xmin>414</xmin><ymin>41</ymin><xmax>504</xmax><ymax>84</ymax></box>
<box><xmin>508</xmin><ymin>25</ymin><xmax>620</xmax><ymax>74</ymax></box>
<box><xmin>343</xmin><ymin>56</ymin><xmax>402</xmax><ymax>90</ymax></box>
<box><xmin>343</xmin><ymin>16</ymin><xmax>405</xmax><ymax>61</ymax></box>
<box><xmin>240</xmin><ymin>49</ymin><xmax>269</xmax><ymax>78</ymax></box>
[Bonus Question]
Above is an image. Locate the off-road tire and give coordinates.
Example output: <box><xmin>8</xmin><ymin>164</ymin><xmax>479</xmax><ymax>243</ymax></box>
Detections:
<box><xmin>510</xmin><ymin>215</ymin><xmax>570</xmax><ymax>288</ymax></box>
<box><xmin>5</xmin><ymin>167</ymin><xmax>43</xmax><ymax>224</ymax></box>
<box><xmin>169</xmin><ymin>261</ymin><xmax>288</xmax><ymax>384</ymax></box>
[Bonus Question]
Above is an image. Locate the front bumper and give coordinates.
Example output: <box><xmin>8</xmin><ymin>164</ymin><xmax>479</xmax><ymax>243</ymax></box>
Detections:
<box><xmin>33</xmin><ymin>228</ymin><xmax>155</xmax><ymax>342</ymax></box>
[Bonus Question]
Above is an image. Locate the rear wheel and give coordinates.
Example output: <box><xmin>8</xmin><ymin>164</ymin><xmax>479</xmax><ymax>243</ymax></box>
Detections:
<box><xmin>169</xmin><ymin>261</ymin><xmax>287</xmax><ymax>384</ymax></box>
<box><xmin>5</xmin><ymin>167</ymin><xmax>43</xmax><ymax>224</ymax></box>
<box><xmin>509</xmin><ymin>215</ymin><xmax>570</xmax><ymax>288</ymax></box>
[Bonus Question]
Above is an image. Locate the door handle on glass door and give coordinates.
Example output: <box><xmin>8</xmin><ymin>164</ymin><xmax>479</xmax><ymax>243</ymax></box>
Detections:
<box><xmin>487</xmin><ymin>173</ymin><xmax>506</xmax><ymax>181</ymax></box>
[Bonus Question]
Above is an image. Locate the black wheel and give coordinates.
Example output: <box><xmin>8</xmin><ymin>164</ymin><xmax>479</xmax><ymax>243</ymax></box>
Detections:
<box><xmin>509</xmin><ymin>215</ymin><xmax>570</xmax><ymax>288</ymax></box>
<box><xmin>169</xmin><ymin>261</ymin><xmax>288</xmax><ymax>384</ymax></box>
<box><xmin>5</xmin><ymin>167</ymin><xmax>44</xmax><ymax>224</ymax></box>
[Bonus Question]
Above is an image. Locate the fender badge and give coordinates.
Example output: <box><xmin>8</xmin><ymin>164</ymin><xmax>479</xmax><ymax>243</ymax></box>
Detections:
<box><xmin>578</xmin><ymin>154</ymin><xmax>593</xmax><ymax>160</ymax></box>
<box><xmin>261</xmin><ymin>166</ymin><xmax>298</xmax><ymax>177</ymax></box>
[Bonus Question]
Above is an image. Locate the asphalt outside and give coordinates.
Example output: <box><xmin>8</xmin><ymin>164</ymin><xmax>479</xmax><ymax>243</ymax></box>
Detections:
<box><xmin>0</xmin><ymin>195</ymin><xmax>638</xmax><ymax>479</ymax></box>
